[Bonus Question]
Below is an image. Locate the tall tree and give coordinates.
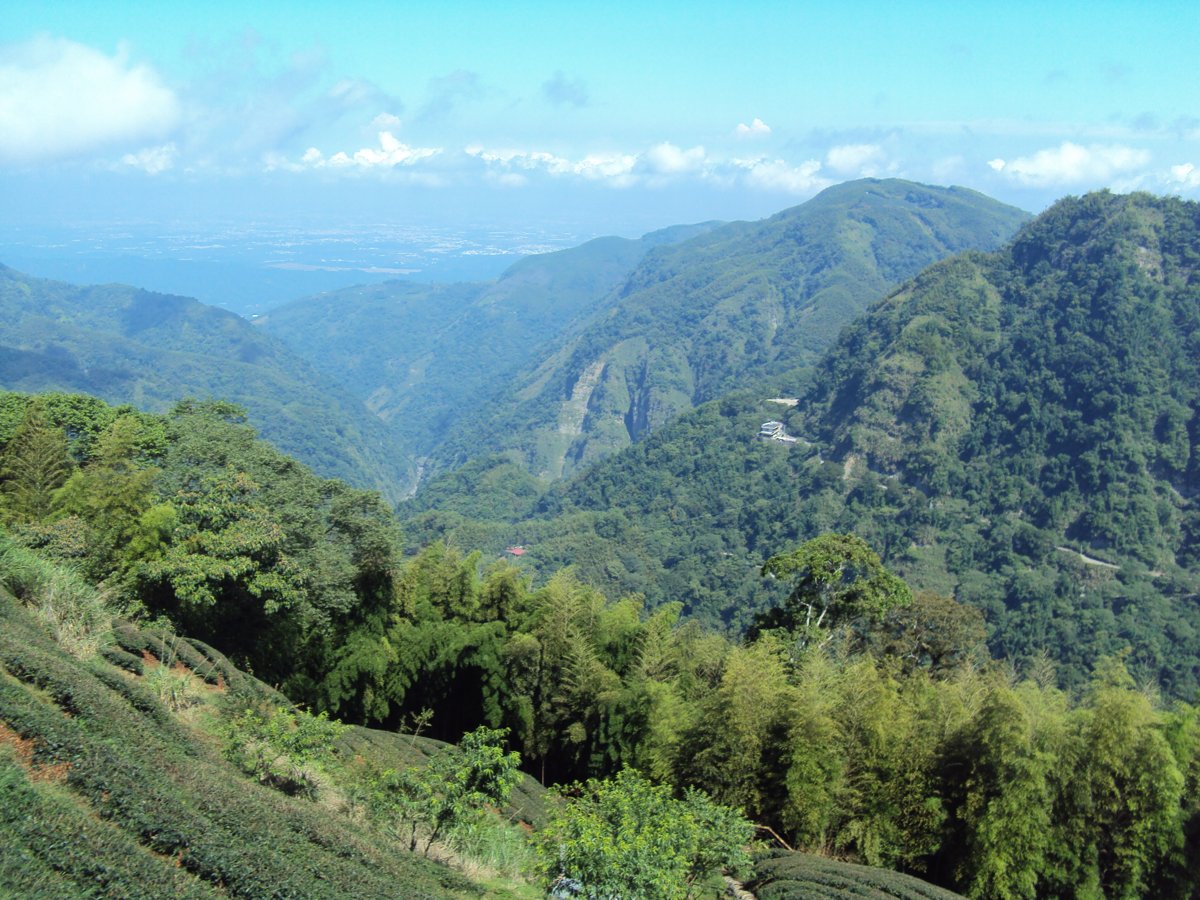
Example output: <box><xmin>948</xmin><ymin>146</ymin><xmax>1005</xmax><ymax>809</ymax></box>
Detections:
<box><xmin>54</xmin><ymin>414</ymin><xmax>165</xmax><ymax>580</ymax></box>
<box><xmin>944</xmin><ymin>685</ymin><xmax>1060</xmax><ymax>899</ymax></box>
<box><xmin>1071</xmin><ymin>661</ymin><xmax>1186</xmax><ymax>898</ymax></box>
<box><xmin>0</xmin><ymin>404</ymin><xmax>74</xmax><ymax>524</ymax></box>
<box><xmin>753</xmin><ymin>533</ymin><xmax>911</xmax><ymax>650</ymax></box>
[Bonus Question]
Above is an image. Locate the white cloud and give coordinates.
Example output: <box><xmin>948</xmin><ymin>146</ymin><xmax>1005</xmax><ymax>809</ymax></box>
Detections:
<box><xmin>1167</xmin><ymin>162</ymin><xmax>1200</xmax><ymax>189</ymax></box>
<box><xmin>639</xmin><ymin>142</ymin><xmax>706</xmax><ymax>175</ymax></box>
<box><xmin>371</xmin><ymin>112</ymin><xmax>402</xmax><ymax>130</ymax></box>
<box><xmin>271</xmin><ymin>130</ymin><xmax>440</xmax><ymax>171</ymax></box>
<box><xmin>469</xmin><ymin>143</ymin><xmax>701</xmax><ymax>187</ymax></box>
<box><xmin>733</xmin><ymin>156</ymin><xmax>830</xmax><ymax>194</ymax></box>
<box><xmin>573</xmin><ymin>152</ymin><xmax>637</xmax><ymax>184</ymax></box>
<box><xmin>988</xmin><ymin>141</ymin><xmax>1151</xmax><ymax>186</ymax></box>
<box><xmin>465</xmin><ymin>146</ymin><xmax>573</xmax><ymax>175</ymax></box>
<box><xmin>825</xmin><ymin>143</ymin><xmax>885</xmax><ymax>175</ymax></box>
<box><xmin>0</xmin><ymin>36</ymin><xmax>180</xmax><ymax>164</ymax></box>
<box><xmin>734</xmin><ymin>117</ymin><xmax>771</xmax><ymax>139</ymax></box>
<box><xmin>468</xmin><ymin>140</ymin><xmax>837</xmax><ymax>194</ymax></box>
<box><xmin>118</xmin><ymin>143</ymin><xmax>177</xmax><ymax>174</ymax></box>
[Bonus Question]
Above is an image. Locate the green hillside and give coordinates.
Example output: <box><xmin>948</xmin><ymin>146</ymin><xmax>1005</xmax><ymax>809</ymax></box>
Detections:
<box><xmin>0</xmin><ymin>585</ymin><xmax>488</xmax><ymax>898</ymax></box>
<box><xmin>405</xmin><ymin>190</ymin><xmax>1200</xmax><ymax>696</ymax></box>
<box><xmin>430</xmin><ymin>179</ymin><xmax>1028</xmax><ymax>482</ymax></box>
<box><xmin>0</xmin><ymin>265</ymin><xmax>407</xmax><ymax>500</ymax></box>
<box><xmin>256</xmin><ymin>223</ymin><xmax>718</xmax><ymax>494</ymax></box>
<box><xmin>2</xmin><ymin>386</ymin><xmax>1197</xmax><ymax>898</ymax></box>
<box><xmin>748</xmin><ymin>851</ymin><xmax>965</xmax><ymax>899</ymax></box>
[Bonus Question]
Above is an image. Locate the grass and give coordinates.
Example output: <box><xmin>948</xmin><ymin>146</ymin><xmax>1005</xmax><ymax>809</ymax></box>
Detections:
<box><xmin>0</xmin><ymin>534</ymin><xmax>552</xmax><ymax>897</ymax></box>
<box><xmin>0</xmin><ymin>587</ymin><xmax>484</xmax><ymax>897</ymax></box>
<box><xmin>0</xmin><ymin>537</ymin><xmax>114</xmax><ymax>659</ymax></box>
<box><xmin>446</xmin><ymin>812</ymin><xmax>539</xmax><ymax>882</ymax></box>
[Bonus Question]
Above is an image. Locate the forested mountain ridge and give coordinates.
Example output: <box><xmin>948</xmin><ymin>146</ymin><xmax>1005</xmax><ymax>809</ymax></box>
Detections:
<box><xmin>0</xmin><ymin>265</ymin><xmax>406</xmax><ymax>499</ymax></box>
<box><xmin>3</xmin><ymin>387</ymin><xmax>1194</xmax><ymax>899</ymax></box>
<box><xmin>429</xmin><ymin>179</ymin><xmax>1029</xmax><ymax>482</ymax></box>
<box><xmin>255</xmin><ymin>222</ymin><xmax>719</xmax><ymax>494</ymax></box>
<box><xmin>405</xmin><ymin>190</ymin><xmax>1200</xmax><ymax>696</ymax></box>
<box><xmin>786</xmin><ymin>190</ymin><xmax>1200</xmax><ymax>688</ymax></box>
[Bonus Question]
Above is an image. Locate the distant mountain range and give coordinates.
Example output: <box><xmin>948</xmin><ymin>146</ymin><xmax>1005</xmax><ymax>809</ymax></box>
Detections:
<box><xmin>254</xmin><ymin>221</ymin><xmax>719</xmax><ymax>492</ymax></box>
<box><xmin>0</xmin><ymin>265</ymin><xmax>405</xmax><ymax>499</ymax></box>
<box><xmin>0</xmin><ymin>180</ymin><xmax>1026</xmax><ymax>502</ymax></box>
<box><xmin>407</xmin><ymin>190</ymin><xmax>1200</xmax><ymax>695</ymax></box>
<box><xmin>260</xmin><ymin>179</ymin><xmax>1028</xmax><ymax>493</ymax></box>
<box><xmin>438</xmin><ymin>179</ymin><xmax>1028</xmax><ymax>481</ymax></box>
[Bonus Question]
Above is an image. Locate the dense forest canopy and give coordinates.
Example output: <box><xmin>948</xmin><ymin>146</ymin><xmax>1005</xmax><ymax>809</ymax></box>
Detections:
<box><xmin>3</xmin><ymin>188</ymin><xmax>1200</xmax><ymax>898</ymax></box>
<box><xmin>405</xmin><ymin>191</ymin><xmax>1200</xmax><ymax>697</ymax></box>
<box><xmin>1</xmin><ymin>380</ymin><xmax>1198</xmax><ymax>897</ymax></box>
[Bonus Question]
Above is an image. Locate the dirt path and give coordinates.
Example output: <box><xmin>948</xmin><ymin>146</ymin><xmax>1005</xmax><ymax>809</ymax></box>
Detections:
<box><xmin>1056</xmin><ymin>546</ymin><xmax>1120</xmax><ymax>570</ymax></box>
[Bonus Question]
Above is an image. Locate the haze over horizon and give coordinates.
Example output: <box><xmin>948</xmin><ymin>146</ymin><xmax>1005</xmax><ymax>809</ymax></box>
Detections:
<box><xmin>3</xmin><ymin>0</ymin><xmax>1199</xmax><ymax>311</ymax></box>
<box><xmin>5</xmin><ymin>1</ymin><xmax>1199</xmax><ymax>227</ymax></box>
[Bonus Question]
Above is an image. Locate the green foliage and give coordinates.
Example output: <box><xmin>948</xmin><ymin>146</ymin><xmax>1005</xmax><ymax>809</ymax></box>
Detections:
<box><xmin>677</xmin><ymin>638</ymin><xmax>795</xmax><ymax>824</ymax></box>
<box><xmin>754</xmin><ymin>533</ymin><xmax>912</xmax><ymax>648</ymax></box>
<box><xmin>141</xmin><ymin>469</ymin><xmax>303</xmax><ymax>609</ymax></box>
<box><xmin>860</xmin><ymin>591</ymin><xmax>988</xmax><ymax>676</ymax></box>
<box><xmin>53</xmin><ymin>413</ymin><xmax>168</xmax><ymax>580</ymax></box>
<box><xmin>0</xmin><ymin>402</ymin><xmax>74</xmax><ymax>524</ymax></box>
<box><xmin>0</xmin><ymin>265</ymin><xmax>408</xmax><ymax>499</ymax></box>
<box><xmin>945</xmin><ymin>686</ymin><xmax>1059</xmax><ymax>898</ymax></box>
<box><xmin>223</xmin><ymin>704</ymin><xmax>347</xmax><ymax>797</ymax></box>
<box><xmin>367</xmin><ymin>725</ymin><xmax>522</xmax><ymax>854</ymax></box>
<box><xmin>537</xmin><ymin>768</ymin><xmax>753</xmax><ymax>899</ymax></box>
<box><xmin>1069</xmin><ymin>671</ymin><xmax>1185</xmax><ymax>898</ymax></box>
<box><xmin>0</xmin><ymin>531</ymin><xmax>115</xmax><ymax>658</ymax></box>
<box><xmin>748</xmin><ymin>850</ymin><xmax>965</xmax><ymax>900</ymax></box>
<box><xmin>42</xmin><ymin>398</ymin><xmax>406</xmax><ymax>699</ymax></box>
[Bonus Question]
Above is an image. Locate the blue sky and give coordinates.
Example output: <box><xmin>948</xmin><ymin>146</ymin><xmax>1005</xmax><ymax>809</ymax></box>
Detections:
<box><xmin>3</xmin><ymin>0</ymin><xmax>1199</xmax><ymax>234</ymax></box>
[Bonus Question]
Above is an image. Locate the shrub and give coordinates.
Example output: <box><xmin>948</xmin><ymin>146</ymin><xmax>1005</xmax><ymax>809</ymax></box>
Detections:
<box><xmin>368</xmin><ymin>725</ymin><xmax>523</xmax><ymax>855</ymax></box>
<box><xmin>747</xmin><ymin>850</ymin><xmax>964</xmax><ymax>899</ymax></box>
<box><xmin>537</xmin><ymin>768</ymin><xmax>753</xmax><ymax>900</ymax></box>
<box><xmin>144</xmin><ymin>662</ymin><xmax>201</xmax><ymax>712</ymax></box>
<box><xmin>223</xmin><ymin>705</ymin><xmax>347</xmax><ymax>797</ymax></box>
<box><xmin>0</xmin><ymin>536</ymin><xmax>114</xmax><ymax>658</ymax></box>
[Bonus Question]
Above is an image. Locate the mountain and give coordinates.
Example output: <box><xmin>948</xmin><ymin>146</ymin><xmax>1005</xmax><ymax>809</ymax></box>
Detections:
<box><xmin>255</xmin><ymin>222</ymin><xmax>719</xmax><ymax>493</ymax></box>
<box><xmin>426</xmin><ymin>179</ymin><xmax>1029</xmax><ymax>482</ymax></box>
<box><xmin>0</xmin><ymin>265</ymin><xmax>406</xmax><ymax>499</ymax></box>
<box><xmin>405</xmin><ymin>190</ymin><xmax>1200</xmax><ymax>696</ymax></box>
